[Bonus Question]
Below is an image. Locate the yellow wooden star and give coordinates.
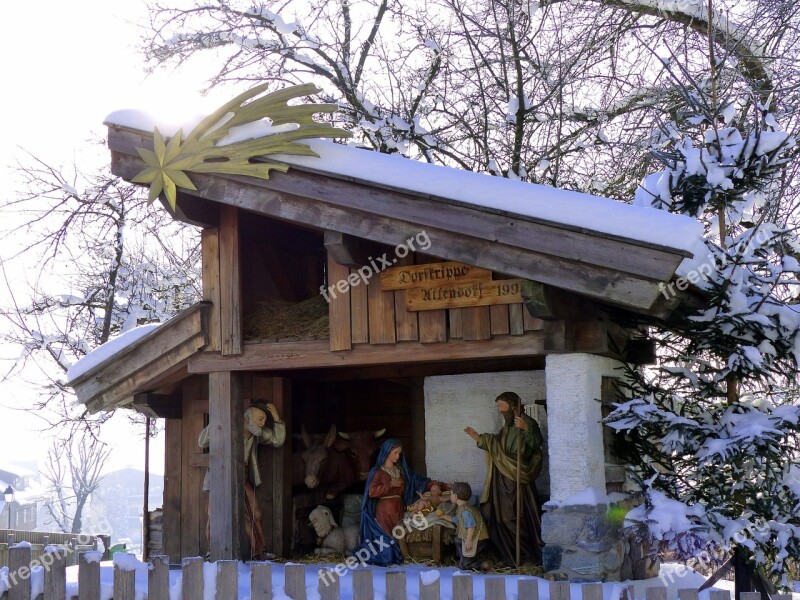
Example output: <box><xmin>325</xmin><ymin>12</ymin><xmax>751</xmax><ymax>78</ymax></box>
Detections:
<box><xmin>132</xmin><ymin>128</ymin><xmax>197</xmax><ymax>211</ymax></box>
<box><xmin>132</xmin><ymin>83</ymin><xmax>351</xmax><ymax>212</ymax></box>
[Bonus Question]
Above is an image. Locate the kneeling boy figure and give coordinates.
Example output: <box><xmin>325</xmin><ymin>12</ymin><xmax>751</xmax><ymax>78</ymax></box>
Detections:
<box><xmin>445</xmin><ymin>482</ymin><xmax>489</xmax><ymax>570</ymax></box>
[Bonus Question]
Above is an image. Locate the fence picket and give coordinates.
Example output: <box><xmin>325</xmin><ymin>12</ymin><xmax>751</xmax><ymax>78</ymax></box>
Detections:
<box><xmin>2</xmin><ymin>549</ymin><xmax>756</xmax><ymax>600</ymax></box>
<box><xmin>148</xmin><ymin>555</ymin><xmax>170</xmax><ymax>600</ymax></box>
<box><xmin>518</xmin><ymin>579</ymin><xmax>538</xmax><ymax>600</ymax></box>
<box><xmin>318</xmin><ymin>569</ymin><xmax>340</xmax><ymax>600</ymax></box>
<box><xmin>486</xmin><ymin>576</ymin><xmax>507</xmax><ymax>600</ymax></box>
<box><xmin>678</xmin><ymin>589</ymin><xmax>699</xmax><ymax>600</ymax></box>
<box><xmin>250</xmin><ymin>562</ymin><xmax>272</xmax><ymax>600</ymax></box>
<box><xmin>352</xmin><ymin>569</ymin><xmax>374</xmax><ymax>600</ymax></box>
<box><xmin>43</xmin><ymin>547</ymin><xmax>67</xmax><ymax>600</ymax></box>
<box><xmin>113</xmin><ymin>555</ymin><xmax>136</xmax><ymax>600</ymax></box>
<box><xmin>583</xmin><ymin>582</ymin><xmax>603</xmax><ymax>600</ymax></box>
<box><xmin>773</xmin><ymin>595</ymin><xmax>793</xmax><ymax>600</ymax></box>
<box><xmin>452</xmin><ymin>574</ymin><xmax>473</xmax><ymax>600</ymax></box>
<box><xmin>77</xmin><ymin>552</ymin><xmax>100</xmax><ymax>600</ymax></box>
<box><xmin>8</xmin><ymin>545</ymin><xmax>32</xmax><ymax>600</ymax></box>
<box><xmin>620</xmin><ymin>585</ymin><xmax>635</xmax><ymax>600</ymax></box>
<box><xmin>419</xmin><ymin>572</ymin><xmax>440</xmax><ymax>600</ymax></box>
<box><xmin>182</xmin><ymin>557</ymin><xmax>204</xmax><ymax>599</ymax></box>
<box><xmin>216</xmin><ymin>560</ymin><xmax>239</xmax><ymax>600</ymax></box>
<box><xmin>647</xmin><ymin>587</ymin><xmax>668</xmax><ymax>600</ymax></box>
<box><xmin>550</xmin><ymin>580</ymin><xmax>570</xmax><ymax>600</ymax></box>
<box><xmin>285</xmin><ymin>564</ymin><xmax>306</xmax><ymax>600</ymax></box>
<box><xmin>385</xmin><ymin>571</ymin><xmax>407</xmax><ymax>600</ymax></box>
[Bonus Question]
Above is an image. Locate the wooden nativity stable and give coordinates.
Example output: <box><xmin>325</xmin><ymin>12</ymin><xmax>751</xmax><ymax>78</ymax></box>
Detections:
<box><xmin>68</xmin><ymin>101</ymin><xmax>703</xmax><ymax>582</ymax></box>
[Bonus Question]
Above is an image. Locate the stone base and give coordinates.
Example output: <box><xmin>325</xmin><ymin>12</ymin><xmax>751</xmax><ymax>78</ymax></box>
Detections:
<box><xmin>542</xmin><ymin>501</ymin><xmax>656</xmax><ymax>582</ymax></box>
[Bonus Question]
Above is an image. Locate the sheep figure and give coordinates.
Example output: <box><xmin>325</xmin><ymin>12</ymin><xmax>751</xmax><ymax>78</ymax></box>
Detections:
<box><xmin>308</xmin><ymin>505</ymin><xmax>359</xmax><ymax>556</ymax></box>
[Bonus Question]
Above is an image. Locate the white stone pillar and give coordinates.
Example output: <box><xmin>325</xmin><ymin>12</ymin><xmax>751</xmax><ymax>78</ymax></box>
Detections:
<box><xmin>544</xmin><ymin>353</ymin><xmax>622</xmax><ymax>503</ymax></box>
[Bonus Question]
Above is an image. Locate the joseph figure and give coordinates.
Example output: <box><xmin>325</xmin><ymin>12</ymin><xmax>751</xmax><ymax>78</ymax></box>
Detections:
<box><xmin>465</xmin><ymin>391</ymin><xmax>543</xmax><ymax>566</ymax></box>
<box><xmin>198</xmin><ymin>400</ymin><xmax>286</xmax><ymax>559</ymax></box>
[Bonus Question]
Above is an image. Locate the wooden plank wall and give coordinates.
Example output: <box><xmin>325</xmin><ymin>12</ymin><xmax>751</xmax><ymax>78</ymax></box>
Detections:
<box><xmin>327</xmin><ymin>252</ymin><xmax>542</xmax><ymax>352</ymax></box>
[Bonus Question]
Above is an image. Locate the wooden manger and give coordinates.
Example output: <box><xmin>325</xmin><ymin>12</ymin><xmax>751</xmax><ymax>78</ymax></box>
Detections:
<box><xmin>397</xmin><ymin>524</ymin><xmax>456</xmax><ymax>564</ymax></box>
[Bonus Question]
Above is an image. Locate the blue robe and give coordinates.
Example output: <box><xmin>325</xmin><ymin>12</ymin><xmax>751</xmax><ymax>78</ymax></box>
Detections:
<box><xmin>357</xmin><ymin>438</ymin><xmax>430</xmax><ymax>566</ymax></box>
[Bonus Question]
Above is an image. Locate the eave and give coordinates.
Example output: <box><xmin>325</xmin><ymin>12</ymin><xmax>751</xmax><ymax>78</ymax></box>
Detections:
<box><xmin>106</xmin><ymin>124</ymin><xmax>693</xmax><ymax>316</ymax></box>
<box><xmin>68</xmin><ymin>302</ymin><xmax>211</xmax><ymax>414</ymax></box>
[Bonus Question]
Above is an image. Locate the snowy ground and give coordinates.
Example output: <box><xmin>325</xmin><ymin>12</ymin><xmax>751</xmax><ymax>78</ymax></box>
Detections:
<box><xmin>45</xmin><ymin>560</ymin><xmax>746</xmax><ymax>600</ymax></box>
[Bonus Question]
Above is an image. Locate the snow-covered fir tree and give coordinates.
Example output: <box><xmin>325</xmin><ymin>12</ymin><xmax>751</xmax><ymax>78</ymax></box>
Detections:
<box><xmin>606</xmin><ymin>49</ymin><xmax>800</xmax><ymax>588</ymax></box>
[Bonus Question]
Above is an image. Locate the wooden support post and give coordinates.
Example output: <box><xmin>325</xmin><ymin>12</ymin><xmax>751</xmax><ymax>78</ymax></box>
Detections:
<box><xmin>43</xmin><ymin>547</ymin><xmax>67</xmax><ymax>600</ymax></box>
<box><xmin>250</xmin><ymin>562</ymin><xmax>272</xmax><ymax>600</ymax></box>
<box><xmin>8</xmin><ymin>544</ymin><xmax>32</xmax><ymax>600</ymax></box>
<box><xmin>216</xmin><ymin>560</ymin><xmax>239</xmax><ymax>600</ymax></box>
<box><xmin>272</xmin><ymin>376</ymin><xmax>293</xmax><ymax>557</ymax></box>
<box><xmin>148</xmin><ymin>555</ymin><xmax>170</xmax><ymax>600</ymax></box>
<box><xmin>113</xmin><ymin>556</ymin><xmax>136</xmax><ymax>600</ymax></box>
<box><xmin>78</xmin><ymin>552</ymin><xmax>100</xmax><ymax>600</ymax></box>
<box><xmin>202</xmin><ymin>227</ymin><xmax>223</xmax><ymax>353</ymax></box>
<box><xmin>182</xmin><ymin>557</ymin><xmax>204</xmax><ymax>599</ymax></box>
<box><xmin>352</xmin><ymin>569</ymin><xmax>374</xmax><ymax>600</ymax></box>
<box><xmin>219</xmin><ymin>204</ymin><xmax>242</xmax><ymax>355</ymax></box>
<box><xmin>209</xmin><ymin>371</ymin><xmax>246</xmax><ymax>560</ymax></box>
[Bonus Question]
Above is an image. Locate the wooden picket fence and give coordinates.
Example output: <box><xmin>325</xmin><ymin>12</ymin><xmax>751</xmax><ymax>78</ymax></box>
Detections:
<box><xmin>0</xmin><ymin>532</ymin><xmax>110</xmax><ymax>569</ymax></box>
<box><xmin>1</xmin><ymin>544</ymin><xmax>794</xmax><ymax>600</ymax></box>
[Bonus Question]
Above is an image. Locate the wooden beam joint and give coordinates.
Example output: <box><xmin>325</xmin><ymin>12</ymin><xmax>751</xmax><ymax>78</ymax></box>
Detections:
<box><xmin>324</xmin><ymin>230</ymin><xmax>384</xmax><ymax>268</ymax></box>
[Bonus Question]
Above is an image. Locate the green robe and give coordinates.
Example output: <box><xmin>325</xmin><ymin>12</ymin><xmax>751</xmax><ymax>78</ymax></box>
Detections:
<box><xmin>476</xmin><ymin>413</ymin><xmax>544</xmax><ymax>565</ymax></box>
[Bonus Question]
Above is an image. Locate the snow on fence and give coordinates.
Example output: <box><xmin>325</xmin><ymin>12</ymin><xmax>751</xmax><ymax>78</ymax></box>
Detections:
<box><xmin>0</xmin><ymin>545</ymin><xmax>792</xmax><ymax>600</ymax></box>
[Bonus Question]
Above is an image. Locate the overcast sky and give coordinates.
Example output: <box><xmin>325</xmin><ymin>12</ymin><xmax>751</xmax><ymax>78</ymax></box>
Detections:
<box><xmin>0</xmin><ymin>0</ymin><xmax>223</xmax><ymax>475</ymax></box>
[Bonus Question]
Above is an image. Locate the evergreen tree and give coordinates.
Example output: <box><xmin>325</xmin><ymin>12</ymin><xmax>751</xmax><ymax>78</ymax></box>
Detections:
<box><xmin>606</xmin><ymin>41</ymin><xmax>800</xmax><ymax>588</ymax></box>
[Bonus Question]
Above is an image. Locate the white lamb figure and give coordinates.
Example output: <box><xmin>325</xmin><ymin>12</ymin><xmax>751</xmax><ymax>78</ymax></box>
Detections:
<box><xmin>308</xmin><ymin>505</ymin><xmax>359</xmax><ymax>556</ymax></box>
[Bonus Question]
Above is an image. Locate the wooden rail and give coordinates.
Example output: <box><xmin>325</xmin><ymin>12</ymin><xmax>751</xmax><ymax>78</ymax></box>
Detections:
<box><xmin>1</xmin><ymin>545</ymin><xmax>789</xmax><ymax>600</ymax></box>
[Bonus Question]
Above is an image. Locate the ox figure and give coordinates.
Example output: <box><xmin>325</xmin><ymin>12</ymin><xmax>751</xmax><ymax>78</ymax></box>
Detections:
<box><xmin>338</xmin><ymin>428</ymin><xmax>385</xmax><ymax>481</ymax></box>
<box><xmin>299</xmin><ymin>425</ymin><xmax>386</xmax><ymax>499</ymax></box>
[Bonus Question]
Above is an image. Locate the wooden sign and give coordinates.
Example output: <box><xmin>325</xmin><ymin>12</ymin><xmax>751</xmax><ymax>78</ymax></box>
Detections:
<box><xmin>380</xmin><ymin>262</ymin><xmax>491</xmax><ymax>291</ymax></box>
<box><xmin>406</xmin><ymin>278</ymin><xmax>525</xmax><ymax>311</ymax></box>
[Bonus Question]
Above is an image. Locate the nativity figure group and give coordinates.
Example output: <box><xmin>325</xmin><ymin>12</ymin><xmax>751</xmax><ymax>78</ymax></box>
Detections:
<box><xmin>200</xmin><ymin>391</ymin><xmax>544</xmax><ymax>570</ymax></box>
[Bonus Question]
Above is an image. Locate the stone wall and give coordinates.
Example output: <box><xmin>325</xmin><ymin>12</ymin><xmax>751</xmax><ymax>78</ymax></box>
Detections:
<box><xmin>542</xmin><ymin>496</ymin><xmax>659</xmax><ymax>582</ymax></box>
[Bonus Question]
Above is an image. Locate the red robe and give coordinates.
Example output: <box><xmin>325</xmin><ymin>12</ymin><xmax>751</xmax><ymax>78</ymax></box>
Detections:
<box><xmin>368</xmin><ymin>469</ymin><xmax>405</xmax><ymax>535</ymax></box>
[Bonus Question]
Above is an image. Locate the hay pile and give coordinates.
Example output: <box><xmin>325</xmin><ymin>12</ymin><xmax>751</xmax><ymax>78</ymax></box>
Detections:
<box><xmin>244</xmin><ymin>296</ymin><xmax>329</xmax><ymax>340</ymax></box>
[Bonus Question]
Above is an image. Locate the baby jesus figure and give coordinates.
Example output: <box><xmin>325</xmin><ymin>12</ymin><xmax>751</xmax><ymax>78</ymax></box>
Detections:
<box><xmin>408</xmin><ymin>482</ymin><xmax>448</xmax><ymax>516</ymax></box>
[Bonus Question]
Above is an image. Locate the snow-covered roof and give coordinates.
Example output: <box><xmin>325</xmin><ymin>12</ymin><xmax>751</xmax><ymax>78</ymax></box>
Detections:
<box><xmin>66</xmin><ymin>323</ymin><xmax>161</xmax><ymax>384</ymax></box>
<box><xmin>104</xmin><ymin>109</ymin><xmax>703</xmax><ymax>258</ymax></box>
